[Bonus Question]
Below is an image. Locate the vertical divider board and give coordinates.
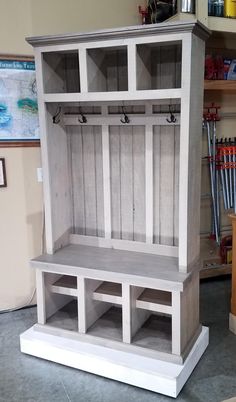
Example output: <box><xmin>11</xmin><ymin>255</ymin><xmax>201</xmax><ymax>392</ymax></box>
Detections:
<box><xmin>79</xmin><ymin>48</ymin><xmax>88</xmax><ymax>93</ymax></box>
<box><xmin>34</xmin><ymin>50</ymin><xmax>54</xmax><ymax>254</ymax></box>
<box><xmin>179</xmin><ymin>33</ymin><xmax>205</xmax><ymax>272</ymax></box>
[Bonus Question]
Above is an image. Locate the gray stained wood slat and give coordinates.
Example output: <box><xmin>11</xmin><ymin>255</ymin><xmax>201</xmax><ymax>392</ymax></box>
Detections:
<box><xmin>94</xmin><ymin>126</ymin><xmax>105</xmax><ymax>237</ymax></box>
<box><xmin>94</xmin><ymin>281</ymin><xmax>122</xmax><ymax>297</ymax></box>
<box><xmin>153</xmin><ymin>125</ymin><xmax>161</xmax><ymax>245</ymax></box>
<box><xmin>110</xmin><ymin>125</ymin><xmax>146</xmax><ymax>242</ymax></box>
<box><xmin>69</xmin><ymin>126</ymin><xmax>85</xmax><ymax>235</ymax></box>
<box><xmin>69</xmin><ymin>125</ymin><xmax>104</xmax><ymax>237</ymax></box>
<box><xmin>46</xmin><ymin>104</ymin><xmax>72</xmax><ymax>248</ymax></box>
<box><xmin>53</xmin><ymin>275</ymin><xmax>77</xmax><ymax>289</ymax></box>
<box><xmin>32</xmin><ymin>244</ymin><xmax>189</xmax><ymax>290</ymax></box>
<box><xmin>110</xmin><ymin>126</ymin><xmax>121</xmax><ymax>239</ymax></box>
<box><xmin>137</xmin><ymin>288</ymin><xmax>172</xmax><ymax>306</ymax></box>
<box><xmin>174</xmin><ymin>126</ymin><xmax>180</xmax><ymax>246</ymax></box>
<box><xmin>160</xmin><ymin>125</ymin><xmax>175</xmax><ymax>246</ymax></box>
<box><xmin>153</xmin><ymin>125</ymin><xmax>179</xmax><ymax>247</ymax></box>
<box><xmin>120</xmin><ymin>125</ymin><xmax>133</xmax><ymax>241</ymax></box>
<box><xmin>133</xmin><ymin>126</ymin><xmax>146</xmax><ymax>242</ymax></box>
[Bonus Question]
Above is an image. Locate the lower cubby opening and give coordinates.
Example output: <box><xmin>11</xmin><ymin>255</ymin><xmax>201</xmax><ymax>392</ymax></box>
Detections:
<box><xmin>132</xmin><ymin>314</ymin><xmax>172</xmax><ymax>354</ymax></box>
<box><xmin>46</xmin><ymin>298</ymin><xmax>78</xmax><ymax>332</ymax></box>
<box><xmin>87</xmin><ymin>306</ymin><xmax>122</xmax><ymax>342</ymax></box>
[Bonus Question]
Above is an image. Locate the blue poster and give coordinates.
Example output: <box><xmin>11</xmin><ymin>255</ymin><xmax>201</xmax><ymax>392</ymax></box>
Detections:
<box><xmin>0</xmin><ymin>59</ymin><xmax>39</xmax><ymax>141</ymax></box>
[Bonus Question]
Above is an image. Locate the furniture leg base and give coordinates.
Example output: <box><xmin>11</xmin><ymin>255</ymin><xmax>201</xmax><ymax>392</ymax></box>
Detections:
<box><xmin>20</xmin><ymin>325</ymin><xmax>209</xmax><ymax>398</ymax></box>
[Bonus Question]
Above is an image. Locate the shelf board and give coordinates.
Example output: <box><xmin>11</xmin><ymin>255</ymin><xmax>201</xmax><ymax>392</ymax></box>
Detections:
<box><xmin>93</xmin><ymin>281</ymin><xmax>122</xmax><ymax>304</ymax></box>
<box><xmin>204</xmin><ymin>80</ymin><xmax>236</xmax><ymax>91</ymax></box>
<box><xmin>200</xmin><ymin>264</ymin><xmax>232</xmax><ymax>279</ymax></box>
<box><xmin>208</xmin><ymin>16</ymin><xmax>236</xmax><ymax>34</ymax></box>
<box><xmin>50</xmin><ymin>275</ymin><xmax>77</xmax><ymax>297</ymax></box>
<box><xmin>43</xmin><ymin>88</ymin><xmax>182</xmax><ymax>103</ymax></box>
<box><xmin>136</xmin><ymin>289</ymin><xmax>172</xmax><ymax>315</ymax></box>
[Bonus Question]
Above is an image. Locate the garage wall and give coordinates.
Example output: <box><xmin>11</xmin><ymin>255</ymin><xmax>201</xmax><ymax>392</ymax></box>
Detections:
<box><xmin>0</xmin><ymin>0</ymin><xmax>146</xmax><ymax>311</ymax></box>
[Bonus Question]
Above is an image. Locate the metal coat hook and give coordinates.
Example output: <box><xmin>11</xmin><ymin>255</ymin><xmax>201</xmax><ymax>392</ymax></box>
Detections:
<box><xmin>53</xmin><ymin>106</ymin><xmax>62</xmax><ymax>124</ymax></box>
<box><xmin>78</xmin><ymin>107</ymin><xmax>87</xmax><ymax>124</ymax></box>
<box><xmin>120</xmin><ymin>106</ymin><xmax>130</xmax><ymax>124</ymax></box>
<box><xmin>166</xmin><ymin>105</ymin><xmax>177</xmax><ymax>124</ymax></box>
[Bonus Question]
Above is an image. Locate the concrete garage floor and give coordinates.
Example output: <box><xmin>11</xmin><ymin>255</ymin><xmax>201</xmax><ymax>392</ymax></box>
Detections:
<box><xmin>0</xmin><ymin>278</ymin><xmax>236</xmax><ymax>402</ymax></box>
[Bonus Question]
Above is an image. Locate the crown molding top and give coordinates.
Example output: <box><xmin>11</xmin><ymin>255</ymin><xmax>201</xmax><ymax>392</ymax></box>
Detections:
<box><xmin>26</xmin><ymin>20</ymin><xmax>210</xmax><ymax>47</ymax></box>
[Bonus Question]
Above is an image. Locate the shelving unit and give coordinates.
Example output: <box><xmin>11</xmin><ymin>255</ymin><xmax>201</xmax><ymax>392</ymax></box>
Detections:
<box><xmin>20</xmin><ymin>21</ymin><xmax>210</xmax><ymax>398</ymax></box>
<box><xmin>205</xmin><ymin>80</ymin><xmax>236</xmax><ymax>91</ymax></box>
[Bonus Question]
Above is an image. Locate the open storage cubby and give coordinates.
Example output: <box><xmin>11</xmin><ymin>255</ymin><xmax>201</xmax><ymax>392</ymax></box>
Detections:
<box><xmin>87</xmin><ymin>46</ymin><xmax>128</xmax><ymax>92</ymax></box>
<box><xmin>42</xmin><ymin>50</ymin><xmax>80</xmax><ymax>93</ymax></box>
<box><xmin>136</xmin><ymin>42</ymin><xmax>182</xmax><ymax>90</ymax></box>
<box><xmin>132</xmin><ymin>314</ymin><xmax>172</xmax><ymax>354</ymax></box>
<box><xmin>23</xmin><ymin>22</ymin><xmax>210</xmax><ymax>398</ymax></box>
<box><xmin>44</xmin><ymin>272</ymin><xmax>78</xmax><ymax>331</ymax></box>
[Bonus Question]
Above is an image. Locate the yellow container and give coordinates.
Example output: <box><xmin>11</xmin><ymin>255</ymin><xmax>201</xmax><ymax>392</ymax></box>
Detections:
<box><xmin>225</xmin><ymin>0</ymin><xmax>236</xmax><ymax>18</ymax></box>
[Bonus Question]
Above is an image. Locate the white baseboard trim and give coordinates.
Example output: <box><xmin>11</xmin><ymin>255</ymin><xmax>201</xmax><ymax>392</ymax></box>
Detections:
<box><xmin>20</xmin><ymin>326</ymin><xmax>209</xmax><ymax>398</ymax></box>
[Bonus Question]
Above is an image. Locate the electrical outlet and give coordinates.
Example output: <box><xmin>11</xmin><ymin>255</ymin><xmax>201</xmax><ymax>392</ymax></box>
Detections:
<box><xmin>37</xmin><ymin>168</ymin><xmax>43</xmax><ymax>182</ymax></box>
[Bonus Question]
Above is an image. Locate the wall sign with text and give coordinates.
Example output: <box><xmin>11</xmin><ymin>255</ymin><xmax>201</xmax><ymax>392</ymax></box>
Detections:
<box><xmin>0</xmin><ymin>57</ymin><xmax>39</xmax><ymax>142</ymax></box>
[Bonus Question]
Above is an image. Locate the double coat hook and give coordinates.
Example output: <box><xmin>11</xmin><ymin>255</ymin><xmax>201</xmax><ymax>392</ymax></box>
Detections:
<box><xmin>166</xmin><ymin>105</ymin><xmax>177</xmax><ymax>124</ymax></box>
<box><xmin>53</xmin><ymin>106</ymin><xmax>62</xmax><ymax>124</ymax></box>
<box><xmin>120</xmin><ymin>106</ymin><xmax>130</xmax><ymax>124</ymax></box>
<box><xmin>78</xmin><ymin>107</ymin><xmax>87</xmax><ymax>124</ymax></box>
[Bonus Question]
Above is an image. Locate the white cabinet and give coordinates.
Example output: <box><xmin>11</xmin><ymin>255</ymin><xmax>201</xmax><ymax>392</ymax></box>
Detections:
<box><xmin>20</xmin><ymin>21</ymin><xmax>210</xmax><ymax>398</ymax></box>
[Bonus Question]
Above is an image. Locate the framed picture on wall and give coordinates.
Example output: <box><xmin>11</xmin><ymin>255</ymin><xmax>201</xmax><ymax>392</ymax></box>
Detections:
<box><xmin>0</xmin><ymin>55</ymin><xmax>40</xmax><ymax>148</ymax></box>
<box><xmin>0</xmin><ymin>158</ymin><xmax>7</xmax><ymax>187</ymax></box>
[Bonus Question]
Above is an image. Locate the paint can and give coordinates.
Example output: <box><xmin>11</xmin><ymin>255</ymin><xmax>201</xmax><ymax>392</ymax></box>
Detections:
<box><xmin>181</xmin><ymin>0</ymin><xmax>195</xmax><ymax>13</ymax></box>
<box><xmin>224</xmin><ymin>0</ymin><xmax>236</xmax><ymax>17</ymax></box>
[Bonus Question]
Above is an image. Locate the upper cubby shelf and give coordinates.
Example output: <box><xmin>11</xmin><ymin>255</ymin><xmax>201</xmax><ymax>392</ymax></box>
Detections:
<box><xmin>87</xmin><ymin>46</ymin><xmax>128</xmax><ymax>92</ymax></box>
<box><xmin>136</xmin><ymin>42</ymin><xmax>181</xmax><ymax>90</ymax></box>
<box><xmin>205</xmin><ymin>80</ymin><xmax>236</xmax><ymax>91</ymax></box>
<box><xmin>29</xmin><ymin>21</ymin><xmax>209</xmax><ymax>102</ymax></box>
<box><xmin>43</xmin><ymin>50</ymin><xmax>80</xmax><ymax>93</ymax></box>
<box><xmin>168</xmin><ymin>9</ymin><xmax>236</xmax><ymax>35</ymax></box>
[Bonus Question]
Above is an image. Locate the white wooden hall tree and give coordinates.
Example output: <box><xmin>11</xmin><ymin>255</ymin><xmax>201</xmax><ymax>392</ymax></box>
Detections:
<box><xmin>20</xmin><ymin>21</ymin><xmax>210</xmax><ymax>398</ymax></box>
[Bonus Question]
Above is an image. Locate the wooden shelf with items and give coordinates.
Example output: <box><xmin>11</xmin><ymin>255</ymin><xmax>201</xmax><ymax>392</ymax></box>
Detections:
<box><xmin>204</xmin><ymin>80</ymin><xmax>236</xmax><ymax>91</ymax></box>
<box><xmin>168</xmin><ymin>2</ymin><xmax>236</xmax><ymax>35</ymax></box>
<box><xmin>200</xmin><ymin>238</ymin><xmax>232</xmax><ymax>279</ymax></box>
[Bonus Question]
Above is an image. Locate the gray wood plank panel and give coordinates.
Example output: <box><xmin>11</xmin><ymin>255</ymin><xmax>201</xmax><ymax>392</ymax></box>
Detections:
<box><xmin>82</xmin><ymin>126</ymin><xmax>97</xmax><ymax>236</ymax></box>
<box><xmin>106</xmin><ymin>51</ymin><xmax>118</xmax><ymax>91</ymax></box>
<box><xmin>117</xmin><ymin>49</ymin><xmax>128</xmax><ymax>91</ymax></box>
<box><xmin>174</xmin><ymin>126</ymin><xmax>180</xmax><ymax>246</ymax></box>
<box><xmin>160</xmin><ymin>45</ymin><xmax>178</xmax><ymax>89</ymax></box>
<box><xmin>133</xmin><ymin>126</ymin><xmax>146</xmax><ymax>242</ymax></box>
<box><xmin>46</xmin><ymin>104</ymin><xmax>72</xmax><ymax>249</ymax></box>
<box><xmin>153</xmin><ymin>126</ymin><xmax>161</xmax><ymax>244</ymax></box>
<box><xmin>68</xmin><ymin>126</ymin><xmax>85</xmax><ymax>235</ymax></box>
<box><xmin>43</xmin><ymin>53</ymin><xmax>65</xmax><ymax>93</ymax></box>
<box><xmin>110</xmin><ymin>126</ymin><xmax>121</xmax><ymax>239</ymax></box>
<box><xmin>137</xmin><ymin>45</ymin><xmax>153</xmax><ymax>90</ymax></box>
<box><xmin>120</xmin><ymin>126</ymin><xmax>133</xmax><ymax>240</ymax></box>
<box><xmin>151</xmin><ymin>46</ymin><xmax>161</xmax><ymax>90</ymax></box>
<box><xmin>65</xmin><ymin>53</ymin><xmax>80</xmax><ymax>92</ymax></box>
<box><xmin>160</xmin><ymin>126</ymin><xmax>175</xmax><ymax>246</ymax></box>
<box><xmin>94</xmin><ymin>126</ymin><xmax>105</xmax><ymax>237</ymax></box>
<box><xmin>175</xmin><ymin>45</ymin><xmax>182</xmax><ymax>88</ymax></box>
